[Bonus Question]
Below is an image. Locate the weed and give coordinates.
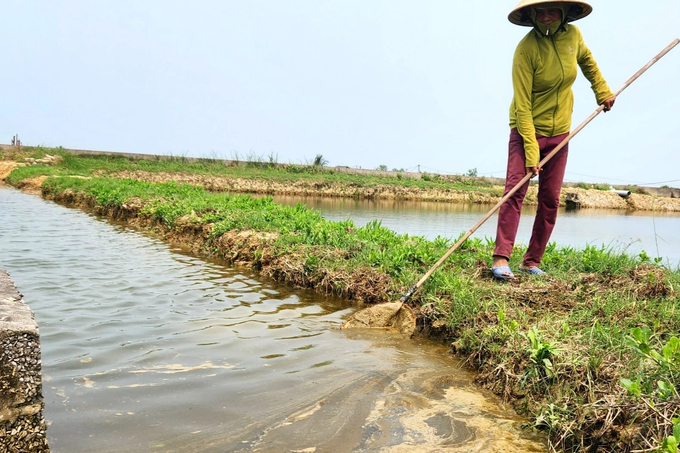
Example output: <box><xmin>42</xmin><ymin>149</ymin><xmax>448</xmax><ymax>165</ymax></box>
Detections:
<box><xmin>313</xmin><ymin>154</ymin><xmax>328</xmax><ymax>167</ymax></box>
<box><xmin>525</xmin><ymin>327</ymin><xmax>557</xmax><ymax>380</ymax></box>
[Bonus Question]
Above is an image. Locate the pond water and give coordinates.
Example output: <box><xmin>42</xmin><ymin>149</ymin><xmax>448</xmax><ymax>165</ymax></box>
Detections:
<box><xmin>270</xmin><ymin>195</ymin><xmax>680</xmax><ymax>269</ymax></box>
<box><xmin>0</xmin><ymin>186</ymin><xmax>547</xmax><ymax>453</ymax></box>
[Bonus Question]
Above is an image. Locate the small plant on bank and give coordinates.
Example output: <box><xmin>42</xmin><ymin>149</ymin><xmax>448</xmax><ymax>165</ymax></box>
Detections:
<box><xmin>524</xmin><ymin>327</ymin><xmax>557</xmax><ymax>381</ymax></box>
<box><xmin>419</xmin><ymin>172</ymin><xmax>442</xmax><ymax>183</ymax></box>
<box><xmin>230</xmin><ymin>150</ymin><xmax>242</xmax><ymax>166</ymax></box>
<box><xmin>639</xmin><ymin>250</ymin><xmax>665</xmax><ymax>265</ymax></box>
<box><xmin>622</xmin><ymin>327</ymin><xmax>680</xmax><ymax>398</ymax></box>
<box><xmin>622</xmin><ymin>326</ymin><xmax>680</xmax><ymax>451</ymax></box>
<box><xmin>660</xmin><ymin>420</ymin><xmax>680</xmax><ymax>453</ymax></box>
<box><xmin>286</xmin><ymin>164</ymin><xmax>305</xmax><ymax>174</ymax></box>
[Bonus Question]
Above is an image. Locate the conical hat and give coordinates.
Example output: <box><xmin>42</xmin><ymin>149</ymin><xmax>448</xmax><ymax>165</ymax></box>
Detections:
<box><xmin>508</xmin><ymin>0</ymin><xmax>593</xmax><ymax>26</ymax></box>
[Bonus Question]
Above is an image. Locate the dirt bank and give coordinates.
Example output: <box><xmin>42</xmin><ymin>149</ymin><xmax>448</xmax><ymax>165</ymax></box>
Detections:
<box><xmin>0</xmin><ymin>161</ymin><xmax>18</xmax><ymax>180</ymax></box>
<box><xmin>106</xmin><ymin>170</ymin><xmax>504</xmax><ymax>204</ymax></box>
<box><xmin>562</xmin><ymin>187</ymin><xmax>680</xmax><ymax>211</ymax></box>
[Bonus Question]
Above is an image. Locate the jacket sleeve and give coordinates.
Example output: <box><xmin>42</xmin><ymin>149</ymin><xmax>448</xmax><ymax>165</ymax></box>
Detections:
<box><xmin>512</xmin><ymin>43</ymin><xmax>540</xmax><ymax>167</ymax></box>
<box><xmin>576</xmin><ymin>29</ymin><xmax>615</xmax><ymax>104</ymax></box>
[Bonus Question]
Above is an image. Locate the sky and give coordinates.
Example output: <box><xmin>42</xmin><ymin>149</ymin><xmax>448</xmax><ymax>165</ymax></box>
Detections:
<box><xmin>1</xmin><ymin>1</ymin><xmax>678</xmax><ymax>187</ymax></box>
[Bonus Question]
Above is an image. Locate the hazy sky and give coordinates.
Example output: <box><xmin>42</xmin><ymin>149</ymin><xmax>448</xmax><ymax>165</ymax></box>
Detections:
<box><xmin>1</xmin><ymin>1</ymin><xmax>678</xmax><ymax>187</ymax></box>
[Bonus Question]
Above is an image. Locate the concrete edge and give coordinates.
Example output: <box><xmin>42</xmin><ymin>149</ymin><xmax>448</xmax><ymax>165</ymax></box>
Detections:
<box><xmin>0</xmin><ymin>269</ymin><xmax>50</xmax><ymax>452</ymax></box>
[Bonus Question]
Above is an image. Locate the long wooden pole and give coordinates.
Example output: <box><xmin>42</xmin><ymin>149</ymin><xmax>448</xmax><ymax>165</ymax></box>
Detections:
<box><xmin>400</xmin><ymin>38</ymin><xmax>680</xmax><ymax>303</ymax></box>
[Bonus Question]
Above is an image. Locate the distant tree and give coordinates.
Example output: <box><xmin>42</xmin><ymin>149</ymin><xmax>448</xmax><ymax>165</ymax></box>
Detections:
<box><xmin>313</xmin><ymin>154</ymin><xmax>328</xmax><ymax>167</ymax></box>
<box><xmin>376</xmin><ymin>164</ymin><xmax>388</xmax><ymax>171</ymax></box>
<box><xmin>392</xmin><ymin>167</ymin><xmax>406</xmax><ymax>172</ymax></box>
<box><xmin>465</xmin><ymin>168</ymin><xmax>478</xmax><ymax>177</ymax></box>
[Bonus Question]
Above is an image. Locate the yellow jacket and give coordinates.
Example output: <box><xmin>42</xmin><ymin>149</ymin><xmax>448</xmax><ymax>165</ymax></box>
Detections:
<box><xmin>509</xmin><ymin>24</ymin><xmax>614</xmax><ymax>167</ymax></box>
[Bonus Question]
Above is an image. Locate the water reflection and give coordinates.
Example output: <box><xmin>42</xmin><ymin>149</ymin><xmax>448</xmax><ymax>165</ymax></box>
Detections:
<box><xmin>270</xmin><ymin>195</ymin><xmax>680</xmax><ymax>268</ymax></box>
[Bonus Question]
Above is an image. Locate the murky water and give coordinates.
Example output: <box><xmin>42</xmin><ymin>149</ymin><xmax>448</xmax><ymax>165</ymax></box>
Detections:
<box><xmin>270</xmin><ymin>195</ymin><xmax>680</xmax><ymax>268</ymax></box>
<box><xmin>0</xmin><ymin>186</ymin><xmax>547</xmax><ymax>452</ymax></box>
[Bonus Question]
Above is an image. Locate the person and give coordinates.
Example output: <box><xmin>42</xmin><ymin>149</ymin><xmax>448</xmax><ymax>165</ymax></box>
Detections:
<box><xmin>491</xmin><ymin>0</ymin><xmax>616</xmax><ymax>280</ymax></box>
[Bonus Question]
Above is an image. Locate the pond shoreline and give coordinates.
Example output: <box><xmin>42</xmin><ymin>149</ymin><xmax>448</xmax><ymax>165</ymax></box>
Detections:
<box><xmin>2</xmin><ymin>145</ymin><xmax>680</xmax><ymax>212</ymax></box>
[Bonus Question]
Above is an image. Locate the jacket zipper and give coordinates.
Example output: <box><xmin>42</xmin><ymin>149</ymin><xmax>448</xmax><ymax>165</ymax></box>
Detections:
<box><xmin>550</xmin><ymin>35</ymin><xmax>565</xmax><ymax>137</ymax></box>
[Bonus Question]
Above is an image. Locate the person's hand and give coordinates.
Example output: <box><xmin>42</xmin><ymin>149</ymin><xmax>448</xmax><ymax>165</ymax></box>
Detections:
<box><xmin>602</xmin><ymin>96</ymin><xmax>616</xmax><ymax>112</ymax></box>
<box><xmin>526</xmin><ymin>166</ymin><xmax>541</xmax><ymax>178</ymax></box>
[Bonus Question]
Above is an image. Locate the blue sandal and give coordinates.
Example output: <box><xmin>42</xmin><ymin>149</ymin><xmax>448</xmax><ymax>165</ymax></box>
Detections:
<box><xmin>519</xmin><ymin>267</ymin><xmax>546</xmax><ymax>276</ymax></box>
<box><xmin>491</xmin><ymin>266</ymin><xmax>515</xmax><ymax>280</ymax></box>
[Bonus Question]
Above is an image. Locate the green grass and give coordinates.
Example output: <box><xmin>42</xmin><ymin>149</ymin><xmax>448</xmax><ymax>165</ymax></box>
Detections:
<box><xmin>4</xmin><ymin>146</ymin><xmax>500</xmax><ymax>194</ymax></box>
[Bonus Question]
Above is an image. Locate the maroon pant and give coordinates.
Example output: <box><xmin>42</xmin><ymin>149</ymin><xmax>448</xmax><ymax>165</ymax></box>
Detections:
<box><xmin>493</xmin><ymin>128</ymin><xmax>569</xmax><ymax>268</ymax></box>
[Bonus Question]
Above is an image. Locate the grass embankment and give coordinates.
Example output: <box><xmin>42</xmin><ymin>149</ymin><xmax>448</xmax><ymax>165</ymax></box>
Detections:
<box><xmin>4</xmin><ymin>148</ymin><xmax>680</xmax><ymax>452</ymax></box>
<box><xmin>2</xmin><ymin>146</ymin><xmax>502</xmax><ymax>202</ymax></box>
<box><xmin>9</xmin><ymin>146</ymin><xmax>680</xmax><ymax>212</ymax></box>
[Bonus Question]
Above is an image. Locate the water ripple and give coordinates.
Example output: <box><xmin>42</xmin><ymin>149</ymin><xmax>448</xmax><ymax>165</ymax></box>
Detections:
<box><xmin>0</xmin><ymin>187</ymin><xmax>546</xmax><ymax>453</ymax></box>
